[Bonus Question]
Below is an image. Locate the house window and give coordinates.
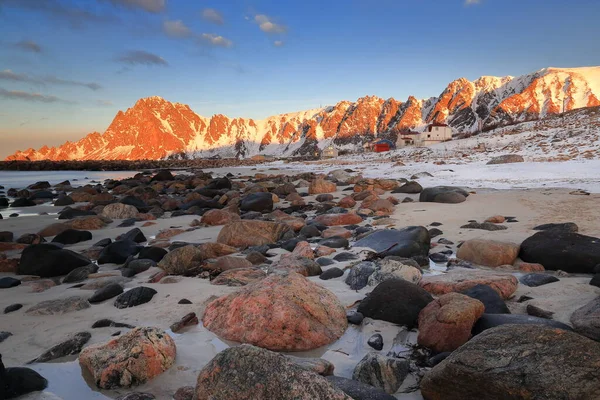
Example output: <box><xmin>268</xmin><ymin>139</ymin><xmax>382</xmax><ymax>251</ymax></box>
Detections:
<box><xmin>427</xmin><ymin>134</ymin><xmax>431</xmax><ymax>138</ymax></box>
<box><xmin>435</xmin><ymin>127</ymin><xmax>438</xmax><ymax>131</ymax></box>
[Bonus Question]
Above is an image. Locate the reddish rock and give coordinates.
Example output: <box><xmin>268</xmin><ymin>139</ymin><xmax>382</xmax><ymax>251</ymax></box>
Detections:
<box><xmin>158</xmin><ymin>245</ymin><xmax>204</xmax><ymax>275</ymax></box>
<box><xmin>197</xmin><ymin>242</ymin><xmax>237</xmax><ymax>260</ymax></box>
<box><xmin>417</xmin><ymin>293</ymin><xmax>485</xmax><ymax>352</ymax></box>
<box><xmin>361</xmin><ymin>199</ymin><xmax>395</xmax><ymax>214</ymax></box>
<box><xmin>201</xmin><ymin>209</ymin><xmax>241</xmax><ymax>226</ymax></box>
<box><xmin>23</xmin><ymin>279</ymin><xmax>57</xmax><ymax>293</ymax></box>
<box><xmin>456</xmin><ymin>239</ymin><xmax>520</xmax><ymax>268</ymax></box>
<box><xmin>211</xmin><ymin>267</ymin><xmax>267</xmax><ymax>286</ymax></box>
<box><xmin>338</xmin><ymin>196</ymin><xmax>357</xmax><ymax>208</ymax></box>
<box><xmin>38</xmin><ymin>223</ymin><xmax>70</xmax><ymax>237</ymax></box>
<box><xmin>102</xmin><ymin>203</ymin><xmax>139</xmax><ymax>219</ymax></box>
<box><xmin>291</xmin><ymin>241</ymin><xmax>314</xmax><ymax>259</ymax></box>
<box><xmin>0</xmin><ymin>242</ymin><xmax>27</xmax><ymax>251</ymax></box>
<box><xmin>268</xmin><ymin>209</ymin><xmax>305</xmax><ymax>231</ymax></box>
<box><xmin>155</xmin><ymin>228</ymin><xmax>186</xmax><ymax>240</ymax></box>
<box><xmin>272</xmin><ymin>256</ymin><xmax>322</xmax><ymax>277</ymax></box>
<box><xmin>204</xmin><ymin>256</ymin><xmax>253</xmax><ymax>272</ymax></box>
<box><xmin>203</xmin><ymin>272</ymin><xmax>347</xmax><ymax>351</ymax></box>
<box><xmin>315</xmin><ymin>246</ymin><xmax>336</xmax><ymax>257</ymax></box>
<box><xmin>314</xmin><ymin>213</ymin><xmax>363</xmax><ymax>227</ymax></box>
<box><xmin>309</xmin><ymin>179</ymin><xmax>337</xmax><ymax>195</ymax></box>
<box><xmin>67</xmin><ymin>216</ymin><xmax>111</xmax><ymax>230</ymax></box>
<box><xmin>514</xmin><ymin>259</ymin><xmax>545</xmax><ymax>272</ymax></box>
<box><xmin>485</xmin><ymin>215</ymin><xmax>506</xmax><ymax>223</ymax></box>
<box><xmin>0</xmin><ymin>257</ymin><xmax>19</xmax><ymax>273</ymax></box>
<box><xmin>79</xmin><ymin>327</ymin><xmax>176</xmax><ymax>389</ymax></box>
<box><xmin>322</xmin><ymin>227</ymin><xmax>352</xmax><ymax>239</ymax></box>
<box><xmin>420</xmin><ymin>268</ymin><xmax>518</xmax><ymax>300</ymax></box>
<box><xmin>217</xmin><ymin>220</ymin><xmax>293</xmax><ymax>248</ymax></box>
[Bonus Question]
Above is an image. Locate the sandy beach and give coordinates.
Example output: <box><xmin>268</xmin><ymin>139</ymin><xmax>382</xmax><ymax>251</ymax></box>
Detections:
<box><xmin>1</xmin><ymin>162</ymin><xmax>599</xmax><ymax>400</ymax></box>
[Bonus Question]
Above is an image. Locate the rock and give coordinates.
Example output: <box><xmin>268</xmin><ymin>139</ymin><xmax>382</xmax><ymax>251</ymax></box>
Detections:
<box><xmin>309</xmin><ymin>179</ymin><xmax>337</xmax><ymax>195</ymax></box>
<box><xmin>570</xmin><ymin>296</ymin><xmax>600</xmax><ymax>341</ymax></box>
<box><xmin>333</xmin><ymin>252</ymin><xmax>358</xmax><ymax>261</ymax></box>
<box><xmin>91</xmin><ymin>319</ymin><xmax>135</xmax><ymax>329</ymax></box>
<box><xmin>0</xmin><ymin>277</ymin><xmax>21</xmax><ymax>289</ymax></box>
<box><xmin>155</xmin><ymin>228</ymin><xmax>185</xmax><ymax>240</ymax></box>
<box><xmin>326</xmin><ymin>376</ymin><xmax>396</xmax><ymax>400</ymax></box>
<box><xmin>486</xmin><ymin>154</ymin><xmax>524</xmax><ymax>165</ymax></box>
<box><xmin>526</xmin><ymin>304</ymin><xmax>554</xmax><ymax>319</ymax></box>
<box><xmin>367</xmin><ymin>258</ymin><xmax>422</xmax><ymax>286</ymax></box>
<box><xmin>420</xmin><ymin>268</ymin><xmax>518</xmax><ymax>300</ymax></box>
<box><xmin>316</xmin><ymin>193</ymin><xmax>334</xmax><ymax>202</ymax></box>
<box><xmin>197</xmin><ymin>242</ymin><xmax>238</xmax><ymax>259</ymax></box>
<box><xmin>472</xmin><ymin>313</ymin><xmax>572</xmax><ymax>335</ymax></box>
<box><xmin>590</xmin><ymin>274</ymin><xmax>600</xmax><ymax>288</ymax></box>
<box><xmin>138</xmin><ymin>246</ymin><xmax>168</xmax><ymax>262</ymax></box>
<box><xmin>151</xmin><ymin>169</ymin><xmax>174</xmax><ymax>181</ymax></box>
<box><xmin>519</xmin><ymin>273</ymin><xmax>559</xmax><ymax>287</ymax></box>
<box><xmin>89</xmin><ymin>283</ymin><xmax>124</xmax><ymax>303</ymax></box>
<box><xmin>368</xmin><ymin>334</ymin><xmax>384</xmax><ymax>350</ymax></box>
<box><xmin>58</xmin><ymin>208</ymin><xmax>96</xmax><ymax>220</ymax></box>
<box><xmin>26</xmin><ymin>296</ymin><xmax>90</xmax><ymax>316</ymax></box>
<box><xmin>485</xmin><ymin>215</ymin><xmax>506</xmax><ymax>223</ymax></box>
<box><xmin>520</xmin><ymin>230</ymin><xmax>600</xmax><ymax>273</ymax></box>
<box><xmin>1</xmin><ymin>355</ymin><xmax>48</xmax><ymax>399</ymax></box>
<box><xmin>102</xmin><ymin>203</ymin><xmax>139</xmax><ymax>219</ymax></box>
<box><xmin>38</xmin><ymin>223</ymin><xmax>70</xmax><ymax>237</ymax></box>
<box><xmin>79</xmin><ymin>327</ymin><xmax>176</xmax><ymax>389</ymax></box>
<box><xmin>323</xmin><ymin>227</ymin><xmax>352</xmax><ymax>239</ymax></box>
<box><xmin>460</xmin><ymin>284</ymin><xmax>510</xmax><ymax>314</ymax></box>
<box><xmin>271</xmin><ymin>255</ymin><xmax>322</xmax><ymax>277</ymax></box>
<box><xmin>11</xmin><ymin>197</ymin><xmax>36</xmax><ymax>207</ymax></box>
<box><xmin>116</xmin><ymin>393</ymin><xmax>156</xmax><ymax>400</ymax></box>
<box><xmin>174</xmin><ymin>386</ymin><xmax>194</xmax><ymax>400</ymax></box>
<box><xmin>0</xmin><ymin>231</ymin><xmax>13</xmax><ymax>242</ymax></box>
<box><xmin>98</xmin><ymin>240</ymin><xmax>140</xmax><ymax>265</ymax></box>
<box><xmin>320</xmin><ymin>267</ymin><xmax>344</xmax><ymax>280</ymax></box>
<box><xmin>417</xmin><ymin>293</ymin><xmax>485</xmax><ymax>352</ymax></box>
<box><xmin>80</xmin><ymin>276</ymin><xmax>130</xmax><ymax>290</ymax></box>
<box><xmin>28</xmin><ymin>332</ymin><xmax>91</xmax><ymax>363</ymax></box>
<box><xmin>205</xmin><ymin>256</ymin><xmax>253</xmax><ymax>272</ymax></box>
<box><xmin>126</xmin><ymin>259</ymin><xmax>155</xmax><ymax>275</ymax></box>
<box><xmin>54</xmin><ymin>194</ymin><xmax>74</xmax><ymax>206</ymax></box>
<box><xmin>240</xmin><ymin>192</ymin><xmax>273</xmax><ymax>213</ymax></box>
<box><xmin>114</xmin><ymin>287</ymin><xmax>157</xmax><ymax>309</ymax></box>
<box><xmin>18</xmin><ymin>244</ymin><xmax>91</xmax><ymax>277</ymax></box>
<box><xmin>193</xmin><ymin>345</ymin><xmax>350</xmax><ymax>400</ymax></box>
<box><xmin>314</xmin><ymin>213</ymin><xmax>363</xmax><ymax>227</ymax></box>
<box><xmin>285</xmin><ymin>355</ymin><xmax>334</xmax><ymax>376</ymax></box>
<box><xmin>338</xmin><ymin>196</ymin><xmax>357</xmax><ymax>208</ymax></box>
<box><xmin>24</xmin><ymin>279</ymin><xmax>56</xmax><ymax>293</ymax></box>
<box><xmin>345</xmin><ymin>261</ymin><xmax>377</xmax><ymax>290</ymax></box>
<box><xmin>201</xmin><ymin>209</ymin><xmax>241</xmax><ymax>226</ymax></box>
<box><xmin>0</xmin><ymin>331</ymin><xmax>12</xmax><ymax>343</ymax></box>
<box><xmin>62</xmin><ymin>264</ymin><xmax>98</xmax><ymax>283</ymax></box>
<box><xmin>158</xmin><ymin>245</ymin><xmax>204</xmax><ymax>275</ymax></box>
<box><xmin>4</xmin><ymin>303</ymin><xmax>23</xmax><ymax>314</ymax></box>
<box><xmin>352</xmin><ymin>353</ymin><xmax>409</xmax><ymax>394</ymax></box>
<box><xmin>429</xmin><ymin>252</ymin><xmax>448</xmax><ymax>263</ymax></box>
<box><xmin>204</xmin><ymin>272</ymin><xmax>347</xmax><ymax>351</ymax></box>
<box><xmin>353</xmin><ymin>227</ymin><xmax>430</xmax><ymax>259</ymax></box>
<box><xmin>170</xmin><ymin>312</ymin><xmax>199</xmax><ymax>333</ymax></box>
<box><xmin>319</xmin><ymin>236</ymin><xmax>349</xmax><ymax>248</ymax></box>
<box><xmin>300</xmin><ymin>224</ymin><xmax>321</xmax><ymax>238</ymax></box>
<box><xmin>211</xmin><ymin>267</ymin><xmax>266</xmax><ymax>286</ymax></box>
<box><xmin>357</xmin><ymin>279</ymin><xmax>433</xmax><ymax>328</ymax></box>
<box><xmin>67</xmin><ymin>215</ymin><xmax>111</xmax><ymax>230</ymax></box>
<box><xmin>16</xmin><ymin>233</ymin><xmax>45</xmax><ymax>244</ymax></box>
<box><xmin>419</xmin><ymin>186</ymin><xmax>468</xmax><ymax>203</ymax></box>
<box><xmin>119</xmin><ymin>228</ymin><xmax>147</xmax><ymax>243</ymax></box>
<box><xmin>392</xmin><ymin>181</ymin><xmax>422</xmax><ymax>194</ymax></box>
<box><xmin>428</xmin><ymin>228</ymin><xmax>443</xmax><ymax>239</ymax></box>
<box><xmin>217</xmin><ymin>220</ymin><xmax>293</xmax><ymax>248</ymax></box>
<box><xmin>51</xmin><ymin>229</ymin><xmax>92</xmax><ymax>245</ymax></box>
<box><xmin>460</xmin><ymin>221</ymin><xmax>507</xmax><ymax>231</ymax></box>
<box><xmin>420</xmin><ymin>324</ymin><xmax>600</xmax><ymax>400</ymax></box>
<box><xmin>456</xmin><ymin>239</ymin><xmax>520</xmax><ymax>267</ymax></box>
<box><xmin>347</xmin><ymin>311</ymin><xmax>364</xmax><ymax>325</ymax></box>
<box><xmin>533</xmin><ymin>222</ymin><xmax>578</xmax><ymax>233</ymax></box>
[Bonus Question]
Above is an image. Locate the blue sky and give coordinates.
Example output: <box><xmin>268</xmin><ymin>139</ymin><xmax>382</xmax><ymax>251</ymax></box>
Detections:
<box><xmin>1</xmin><ymin>0</ymin><xmax>599</xmax><ymax>157</ymax></box>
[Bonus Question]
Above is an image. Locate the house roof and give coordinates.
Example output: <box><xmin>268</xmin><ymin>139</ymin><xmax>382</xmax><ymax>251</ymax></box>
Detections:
<box><xmin>399</xmin><ymin>130</ymin><xmax>420</xmax><ymax>136</ymax></box>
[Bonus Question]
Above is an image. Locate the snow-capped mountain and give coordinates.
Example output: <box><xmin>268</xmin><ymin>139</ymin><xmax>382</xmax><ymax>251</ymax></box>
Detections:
<box><xmin>7</xmin><ymin>66</ymin><xmax>600</xmax><ymax>161</ymax></box>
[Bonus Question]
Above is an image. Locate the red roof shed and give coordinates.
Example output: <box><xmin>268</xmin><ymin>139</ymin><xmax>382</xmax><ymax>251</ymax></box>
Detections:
<box><xmin>373</xmin><ymin>143</ymin><xmax>390</xmax><ymax>152</ymax></box>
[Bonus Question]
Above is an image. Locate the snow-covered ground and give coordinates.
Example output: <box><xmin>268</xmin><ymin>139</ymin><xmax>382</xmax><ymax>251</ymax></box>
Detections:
<box><xmin>268</xmin><ymin>158</ymin><xmax>600</xmax><ymax>193</ymax></box>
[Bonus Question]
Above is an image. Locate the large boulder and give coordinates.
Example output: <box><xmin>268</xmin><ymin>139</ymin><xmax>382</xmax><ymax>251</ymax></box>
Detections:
<box><xmin>314</xmin><ymin>213</ymin><xmax>363</xmax><ymax>226</ymax></box>
<box><xmin>472</xmin><ymin>313</ymin><xmax>572</xmax><ymax>335</ymax></box>
<box><xmin>51</xmin><ymin>229</ymin><xmax>92</xmax><ymax>245</ymax></box>
<box><xmin>460</xmin><ymin>284</ymin><xmax>510</xmax><ymax>314</ymax></box>
<box><xmin>1</xmin><ymin>356</ymin><xmax>48</xmax><ymax>399</ymax></box>
<box><xmin>158</xmin><ymin>245</ymin><xmax>204</xmax><ymax>275</ymax></box>
<box><xmin>420</xmin><ymin>268</ymin><xmax>518</xmax><ymax>300</ymax></box>
<box><xmin>217</xmin><ymin>220</ymin><xmax>293</xmax><ymax>248</ymax></box>
<box><xmin>193</xmin><ymin>345</ymin><xmax>351</xmax><ymax>400</ymax></box>
<box><xmin>211</xmin><ymin>267</ymin><xmax>266</xmax><ymax>286</ymax></box>
<box><xmin>203</xmin><ymin>272</ymin><xmax>347</xmax><ymax>351</ymax></box>
<box><xmin>200</xmin><ymin>209</ymin><xmax>240</xmax><ymax>226</ymax></box>
<box><xmin>392</xmin><ymin>181</ymin><xmax>422</xmax><ymax>194</ymax></box>
<box><xmin>345</xmin><ymin>261</ymin><xmax>377</xmax><ymax>290</ymax></box>
<box><xmin>417</xmin><ymin>293</ymin><xmax>485</xmax><ymax>352</ymax></box>
<box><xmin>309</xmin><ymin>179</ymin><xmax>337</xmax><ymax>195</ymax></box>
<box><xmin>519</xmin><ymin>230</ymin><xmax>600</xmax><ymax>273</ymax></box>
<box><xmin>26</xmin><ymin>296</ymin><xmax>90</xmax><ymax>316</ymax></box>
<box><xmin>420</xmin><ymin>324</ymin><xmax>600</xmax><ymax>400</ymax></box>
<box><xmin>419</xmin><ymin>186</ymin><xmax>469</xmax><ymax>204</ymax></box>
<box><xmin>352</xmin><ymin>353</ymin><xmax>409</xmax><ymax>394</ymax></box>
<box><xmin>456</xmin><ymin>239</ymin><xmax>520</xmax><ymax>268</ymax></box>
<box><xmin>240</xmin><ymin>192</ymin><xmax>274</xmax><ymax>213</ymax></box>
<box><xmin>102</xmin><ymin>203</ymin><xmax>139</xmax><ymax>219</ymax></box>
<box><xmin>98</xmin><ymin>240</ymin><xmax>140</xmax><ymax>265</ymax></box>
<box><xmin>357</xmin><ymin>279</ymin><xmax>433</xmax><ymax>328</ymax></box>
<box><xmin>17</xmin><ymin>243</ymin><xmax>91</xmax><ymax>277</ymax></box>
<box><xmin>570</xmin><ymin>296</ymin><xmax>600</xmax><ymax>341</ymax></box>
<box><xmin>367</xmin><ymin>258</ymin><xmax>422</xmax><ymax>286</ymax></box>
<box><xmin>79</xmin><ymin>327</ymin><xmax>176</xmax><ymax>389</ymax></box>
<box><xmin>486</xmin><ymin>154</ymin><xmax>524</xmax><ymax>165</ymax></box>
<box><xmin>353</xmin><ymin>227</ymin><xmax>430</xmax><ymax>259</ymax></box>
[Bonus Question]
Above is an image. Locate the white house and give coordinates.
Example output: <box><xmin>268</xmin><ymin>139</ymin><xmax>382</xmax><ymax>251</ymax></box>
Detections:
<box><xmin>322</xmin><ymin>144</ymin><xmax>338</xmax><ymax>159</ymax></box>
<box><xmin>396</xmin><ymin>123</ymin><xmax>453</xmax><ymax>148</ymax></box>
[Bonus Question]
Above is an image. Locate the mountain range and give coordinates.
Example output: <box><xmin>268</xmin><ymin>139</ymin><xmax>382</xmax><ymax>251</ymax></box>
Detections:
<box><xmin>6</xmin><ymin>66</ymin><xmax>600</xmax><ymax>161</ymax></box>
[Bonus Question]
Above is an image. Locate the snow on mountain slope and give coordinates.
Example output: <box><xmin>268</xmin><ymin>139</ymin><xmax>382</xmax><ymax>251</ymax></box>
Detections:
<box><xmin>6</xmin><ymin>66</ymin><xmax>600</xmax><ymax>161</ymax></box>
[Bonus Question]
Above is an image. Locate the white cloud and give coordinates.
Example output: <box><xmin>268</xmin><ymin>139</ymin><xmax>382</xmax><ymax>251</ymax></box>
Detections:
<box><xmin>254</xmin><ymin>14</ymin><xmax>286</xmax><ymax>34</ymax></box>
<box><xmin>202</xmin><ymin>8</ymin><xmax>224</xmax><ymax>25</ymax></box>
<box><xmin>465</xmin><ymin>0</ymin><xmax>482</xmax><ymax>5</ymax></box>
<box><xmin>274</xmin><ymin>40</ymin><xmax>284</xmax><ymax>47</ymax></box>
<box><xmin>163</xmin><ymin>20</ymin><xmax>192</xmax><ymax>38</ymax></box>
<box><xmin>200</xmin><ymin>33</ymin><xmax>233</xmax><ymax>48</ymax></box>
<box><xmin>105</xmin><ymin>0</ymin><xmax>165</xmax><ymax>13</ymax></box>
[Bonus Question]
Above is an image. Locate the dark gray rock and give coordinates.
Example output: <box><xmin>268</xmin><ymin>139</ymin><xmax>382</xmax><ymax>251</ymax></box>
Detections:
<box><xmin>345</xmin><ymin>261</ymin><xmax>376</xmax><ymax>290</ymax></box>
<box><xmin>28</xmin><ymin>332</ymin><xmax>91</xmax><ymax>363</ymax></box>
<box><xmin>486</xmin><ymin>154</ymin><xmax>524</xmax><ymax>165</ymax></box>
<box><xmin>367</xmin><ymin>334</ymin><xmax>384</xmax><ymax>350</ymax></box>
<box><xmin>1</xmin><ymin>355</ymin><xmax>48</xmax><ymax>399</ymax></box>
<box><xmin>0</xmin><ymin>331</ymin><xmax>12</xmax><ymax>343</ymax></box>
<box><xmin>93</xmin><ymin>238</ymin><xmax>112</xmax><ymax>247</ymax></box>
<box><xmin>519</xmin><ymin>273</ymin><xmax>560</xmax><ymax>287</ymax></box>
<box><xmin>98</xmin><ymin>240</ymin><xmax>140</xmax><ymax>264</ymax></box>
<box><xmin>119</xmin><ymin>228</ymin><xmax>147</xmax><ymax>243</ymax></box>
<box><xmin>4</xmin><ymin>304</ymin><xmax>22</xmax><ymax>314</ymax></box>
<box><xmin>526</xmin><ymin>304</ymin><xmax>554</xmax><ymax>319</ymax></box>
<box><xmin>316</xmin><ymin>257</ymin><xmax>336</xmax><ymax>266</ymax></box>
<box><xmin>570</xmin><ymin>296</ymin><xmax>600</xmax><ymax>341</ymax></box>
<box><xmin>58</xmin><ymin>207</ymin><xmax>96</xmax><ymax>220</ymax></box>
<box><xmin>520</xmin><ymin>230</ymin><xmax>600</xmax><ymax>273</ymax></box>
<box><xmin>333</xmin><ymin>252</ymin><xmax>359</xmax><ymax>262</ymax></box>
<box><xmin>460</xmin><ymin>222</ymin><xmax>507</xmax><ymax>231</ymax></box>
<box><xmin>240</xmin><ymin>192</ymin><xmax>273</xmax><ymax>213</ymax></box>
<box><xmin>460</xmin><ymin>284</ymin><xmax>510</xmax><ymax>314</ymax></box>
<box><xmin>89</xmin><ymin>283</ymin><xmax>124</xmax><ymax>303</ymax></box>
<box><xmin>51</xmin><ymin>229</ymin><xmax>92</xmax><ymax>245</ymax></box>
<box><xmin>533</xmin><ymin>222</ymin><xmax>578</xmax><ymax>233</ymax></box>
<box><xmin>326</xmin><ymin>376</ymin><xmax>396</xmax><ymax>400</ymax></box>
<box><xmin>0</xmin><ymin>277</ymin><xmax>21</xmax><ymax>289</ymax></box>
<box><xmin>357</xmin><ymin>279</ymin><xmax>433</xmax><ymax>328</ymax></box>
<box><xmin>319</xmin><ymin>236</ymin><xmax>349</xmax><ymax>249</ymax></box>
<box><xmin>114</xmin><ymin>287</ymin><xmax>157</xmax><ymax>309</ymax></box>
<box><xmin>419</xmin><ymin>186</ymin><xmax>468</xmax><ymax>204</ymax></box>
<box><xmin>299</xmin><ymin>224</ymin><xmax>321</xmax><ymax>238</ymax></box>
<box><xmin>116</xmin><ymin>393</ymin><xmax>156</xmax><ymax>400</ymax></box>
<box><xmin>392</xmin><ymin>181</ymin><xmax>422</xmax><ymax>194</ymax></box>
<box><xmin>11</xmin><ymin>197</ymin><xmax>36</xmax><ymax>207</ymax></box>
<box><xmin>472</xmin><ymin>313</ymin><xmax>572</xmax><ymax>335</ymax></box>
<box><xmin>352</xmin><ymin>353</ymin><xmax>409</xmax><ymax>394</ymax></box>
<box><xmin>429</xmin><ymin>252</ymin><xmax>449</xmax><ymax>263</ymax></box>
<box><xmin>91</xmin><ymin>319</ymin><xmax>135</xmax><ymax>329</ymax></box>
<box><xmin>17</xmin><ymin>243</ymin><xmax>91</xmax><ymax>277</ymax></box>
<box><xmin>353</xmin><ymin>226</ymin><xmax>430</xmax><ymax>259</ymax></box>
<box><xmin>138</xmin><ymin>246</ymin><xmax>168</xmax><ymax>263</ymax></box>
<box><xmin>320</xmin><ymin>267</ymin><xmax>344</xmax><ymax>280</ymax></box>
<box><xmin>590</xmin><ymin>274</ymin><xmax>600</xmax><ymax>288</ymax></box>
<box><xmin>347</xmin><ymin>311</ymin><xmax>364</xmax><ymax>325</ymax></box>
<box><xmin>62</xmin><ymin>264</ymin><xmax>99</xmax><ymax>283</ymax></box>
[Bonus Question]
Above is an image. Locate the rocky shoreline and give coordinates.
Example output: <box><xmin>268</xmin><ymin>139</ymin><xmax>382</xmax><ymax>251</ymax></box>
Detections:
<box><xmin>0</xmin><ymin>166</ymin><xmax>599</xmax><ymax>399</ymax></box>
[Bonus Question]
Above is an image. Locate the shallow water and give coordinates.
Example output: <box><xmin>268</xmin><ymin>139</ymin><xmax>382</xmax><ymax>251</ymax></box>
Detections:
<box><xmin>0</xmin><ymin>170</ymin><xmax>139</xmax><ymax>191</ymax></box>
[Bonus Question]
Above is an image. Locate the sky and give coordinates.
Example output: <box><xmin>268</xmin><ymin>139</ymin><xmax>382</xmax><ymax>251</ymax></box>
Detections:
<box><xmin>1</xmin><ymin>0</ymin><xmax>600</xmax><ymax>158</ymax></box>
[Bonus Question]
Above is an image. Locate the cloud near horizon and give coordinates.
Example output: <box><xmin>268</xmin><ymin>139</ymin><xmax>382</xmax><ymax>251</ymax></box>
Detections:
<box><xmin>199</xmin><ymin>33</ymin><xmax>233</xmax><ymax>48</ymax></box>
<box><xmin>0</xmin><ymin>69</ymin><xmax>102</xmax><ymax>90</ymax></box>
<box><xmin>163</xmin><ymin>20</ymin><xmax>192</xmax><ymax>38</ymax></box>
<box><xmin>465</xmin><ymin>0</ymin><xmax>482</xmax><ymax>5</ymax></box>
<box><xmin>201</xmin><ymin>8</ymin><xmax>224</xmax><ymax>25</ymax></box>
<box><xmin>14</xmin><ymin>40</ymin><xmax>42</xmax><ymax>53</ymax></box>
<box><xmin>102</xmin><ymin>0</ymin><xmax>165</xmax><ymax>13</ymax></box>
<box><xmin>0</xmin><ymin>0</ymin><xmax>117</xmax><ymax>28</ymax></box>
<box><xmin>254</xmin><ymin>14</ymin><xmax>287</xmax><ymax>34</ymax></box>
<box><xmin>116</xmin><ymin>50</ymin><xmax>169</xmax><ymax>66</ymax></box>
<box><xmin>0</xmin><ymin>87</ymin><xmax>74</xmax><ymax>104</ymax></box>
